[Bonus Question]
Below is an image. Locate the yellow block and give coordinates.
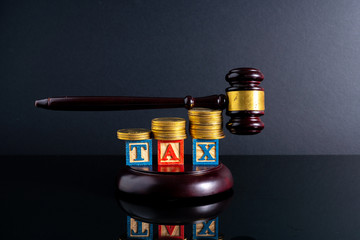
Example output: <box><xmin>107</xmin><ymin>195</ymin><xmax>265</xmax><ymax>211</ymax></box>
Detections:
<box><xmin>227</xmin><ymin>90</ymin><xmax>265</xmax><ymax>111</ymax></box>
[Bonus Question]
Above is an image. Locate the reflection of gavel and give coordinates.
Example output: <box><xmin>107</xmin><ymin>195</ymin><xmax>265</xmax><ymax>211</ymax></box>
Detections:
<box><xmin>35</xmin><ymin>68</ymin><xmax>265</xmax><ymax>135</ymax></box>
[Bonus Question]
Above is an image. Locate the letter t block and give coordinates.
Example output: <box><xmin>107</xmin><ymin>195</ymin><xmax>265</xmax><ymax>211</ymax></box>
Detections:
<box><xmin>193</xmin><ymin>139</ymin><xmax>219</xmax><ymax>165</ymax></box>
<box><xmin>127</xmin><ymin>216</ymin><xmax>153</xmax><ymax>239</ymax></box>
<box><xmin>126</xmin><ymin>140</ymin><xmax>152</xmax><ymax>166</ymax></box>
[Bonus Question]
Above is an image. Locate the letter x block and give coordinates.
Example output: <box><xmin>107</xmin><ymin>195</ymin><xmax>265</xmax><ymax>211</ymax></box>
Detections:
<box><xmin>193</xmin><ymin>139</ymin><xmax>219</xmax><ymax>165</ymax></box>
<box><xmin>127</xmin><ymin>216</ymin><xmax>153</xmax><ymax>239</ymax></box>
<box><xmin>158</xmin><ymin>140</ymin><xmax>184</xmax><ymax>165</ymax></box>
<box><xmin>158</xmin><ymin>225</ymin><xmax>184</xmax><ymax>239</ymax></box>
<box><xmin>126</xmin><ymin>140</ymin><xmax>152</xmax><ymax>166</ymax></box>
<box><xmin>193</xmin><ymin>218</ymin><xmax>218</xmax><ymax>239</ymax></box>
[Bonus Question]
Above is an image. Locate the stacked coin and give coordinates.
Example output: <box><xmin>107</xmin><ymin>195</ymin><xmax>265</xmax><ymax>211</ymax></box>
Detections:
<box><xmin>188</xmin><ymin>108</ymin><xmax>225</xmax><ymax>139</ymax></box>
<box><xmin>151</xmin><ymin>117</ymin><xmax>187</xmax><ymax>140</ymax></box>
<box><xmin>117</xmin><ymin>128</ymin><xmax>151</xmax><ymax>140</ymax></box>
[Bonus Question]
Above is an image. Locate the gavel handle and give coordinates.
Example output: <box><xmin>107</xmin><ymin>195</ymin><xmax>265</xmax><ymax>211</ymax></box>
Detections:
<box><xmin>35</xmin><ymin>95</ymin><xmax>227</xmax><ymax>111</ymax></box>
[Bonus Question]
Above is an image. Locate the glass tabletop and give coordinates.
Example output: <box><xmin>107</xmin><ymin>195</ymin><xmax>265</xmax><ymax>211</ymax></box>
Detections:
<box><xmin>1</xmin><ymin>155</ymin><xmax>360</xmax><ymax>239</ymax></box>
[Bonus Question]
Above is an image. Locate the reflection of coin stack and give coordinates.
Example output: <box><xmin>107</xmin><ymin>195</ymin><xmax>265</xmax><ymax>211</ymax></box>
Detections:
<box><xmin>151</xmin><ymin>117</ymin><xmax>187</xmax><ymax>169</ymax></box>
<box><xmin>188</xmin><ymin>108</ymin><xmax>225</xmax><ymax>166</ymax></box>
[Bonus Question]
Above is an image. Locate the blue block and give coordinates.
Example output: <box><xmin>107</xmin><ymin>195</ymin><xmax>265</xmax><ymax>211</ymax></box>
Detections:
<box><xmin>127</xmin><ymin>216</ymin><xmax>153</xmax><ymax>239</ymax></box>
<box><xmin>193</xmin><ymin>218</ymin><xmax>218</xmax><ymax>239</ymax></box>
<box><xmin>193</xmin><ymin>139</ymin><xmax>219</xmax><ymax>165</ymax></box>
<box><xmin>126</xmin><ymin>140</ymin><xmax>152</xmax><ymax>166</ymax></box>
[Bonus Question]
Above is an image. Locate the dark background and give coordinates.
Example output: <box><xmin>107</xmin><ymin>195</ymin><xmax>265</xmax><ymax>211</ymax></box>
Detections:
<box><xmin>1</xmin><ymin>0</ymin><xmax>359</xmax><ymax>155</ymax></box>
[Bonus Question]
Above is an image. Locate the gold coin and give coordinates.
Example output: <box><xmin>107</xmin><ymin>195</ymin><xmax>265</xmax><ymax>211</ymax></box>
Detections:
<box><xmin>191</xmin><ymin>131</ymin><xmax>225</xmax><ymax>136</ymax></box>
<box><xmin>117</xmin><ymin>128</ymin><xmax>151</xmax><ymax>140</ymax></box>
<box><xmin>188</xmin><ymin>121</ymin><xmax>222</xmax><ymax>125</ymax></box>
<box><xmin>189</xmin><ymin>127</ymin><xmax>223</xmax><ymax>131</ymax></box>
<box><xmin>152</xmin><ymin>117</ymin><xmax>186</xmax><ymax>124</ymax></box>
<box><xmin>151</xmin><ymin>124</ymin><xmax>186</xmax><ymax>131</ymax></box>
<box><xmin>151</xmin><ymin>129</ymin><xmax>186</xmax><ymax>132</ymax></box>
<box><xmin>188</xmin><ymin>119</ymin><xmax>222</xmax><ymax>123</ymax></box>
<box><xmin>153</xmin><ymin>134</ymin><xmax>187</xmax><ymax>140</ymax></box>
<box><xmin>188</xmin><ymin>108</ymin><xmax>222</xmax><ymax>114</ymax></box>
<box><xmin>190</xmin><ymin>124</ymin><xmax>223</xmax><ymax>129</ymax></box>
<box><xmin>153</xmin><ymin>131</ymin><xmax>186</xmax><ymax>136</ymax></box>
<box><xmin>191</xmin><ymin>135</ymin><xmax>225</xmax><ymax>140</ymax></box>
<box><xmin>190</xmin><ymin>130</ymin><xmax>225</xmax><ymax>136</ymax></box>
<box><xmin>188</xmin><ymin>116</ymin><xmax>223</xmax><ymax>120</ymax></box>
<box><xmin>191</xmin><ymin>134</ymin><xmax>225</xmax><ymax>138</ymax></box>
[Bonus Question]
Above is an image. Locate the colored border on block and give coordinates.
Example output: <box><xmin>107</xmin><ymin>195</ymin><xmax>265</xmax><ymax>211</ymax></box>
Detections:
<box><xmin>127</xmin><ymin>216</ymin><xmax>153</xmax><ymax>239</ymax></box>
<box><xmin>193</xmin><ymin>217</ymin><xmax>218</xmax><ymax>239</ymax></box>
<box><xmin>157</xmin><ymin>140</ymin><xmax>184</xmax><ymax>165</ymax></box>
<box><xmin>126</xmin><ymin>139</ymin><xmax>152</xmax><ymax>166</ymax></box>
<box><xmin>193</xmin><ymin>139</ymin><xmax>219</xmax><ymax>165</ymax></box>
<box><xmin>158</xmin><ymin>225</ymin><xmax>184</xmax><ymax>239</ymax></box>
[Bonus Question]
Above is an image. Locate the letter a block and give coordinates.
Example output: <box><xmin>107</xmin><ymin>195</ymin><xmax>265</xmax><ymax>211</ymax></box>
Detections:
<box><xmin>126</xmin><ymin>140</ymin><xmax>152</xmax><ymax>166</ymax></box>
<box><xmin>158</xmin><ymin>225</ymin><xmax>184</xmax><ymax>239</ymax></box>
<box><xmin>193</xmin><ymin>218</ymin><xmax>218</xmax><ymax>239</ymax></box>
<box><xmin>193</xmin><ymin>139</ymin><xmax>219</xmax><ymax>165</ymax></box>
<box><xmin>158</xmin><ymin>140</ymin><xmax>184</xmax><ymax>165</ymax></box>
<box><xmin>127</xmin><ymin>216</ymin><xmax>153</xmax><ymax>239</ymax></box>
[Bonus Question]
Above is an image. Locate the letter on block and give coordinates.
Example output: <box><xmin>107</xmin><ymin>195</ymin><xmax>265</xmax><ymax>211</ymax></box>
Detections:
<box><xmin>127</xmin><ymin>216</ymin><xmax>153</xmax><ymax>239</ymax></box>
<box><xmin>193</xmin><ymin>218</ymin><xmax>218</xmax><ymax>239</ymax></box>
<box><xmin>158</xmin><ymin>140</ymin><xmax>184</xmax><ymax>165</ymax></box>
<box><xmin>158</xmin><ymin>225</ymin><xmax>184</xmax><ymax>239</ymax></box>
<box><xmin>193</xmin><ymin>139</ymin><xmax>219</xmax><ymax>165</ymax></box>
<box><xmin>126</xmin><ymin>140</ymin><xmax>152</xmax><ymax>166</ymax></box>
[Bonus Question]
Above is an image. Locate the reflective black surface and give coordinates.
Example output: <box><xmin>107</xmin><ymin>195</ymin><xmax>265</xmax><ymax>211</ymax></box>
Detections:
<box><xmin>1</xmin><ymin>155</ymin><xmax>360</xmax><ymax>239</ymax></box>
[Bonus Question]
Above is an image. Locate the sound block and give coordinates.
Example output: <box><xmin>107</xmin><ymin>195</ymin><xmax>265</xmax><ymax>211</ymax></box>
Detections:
<box><xmin>117</xmin><ymin>162</ymin><xmax>233</xmax><ymax>200</ymax></box>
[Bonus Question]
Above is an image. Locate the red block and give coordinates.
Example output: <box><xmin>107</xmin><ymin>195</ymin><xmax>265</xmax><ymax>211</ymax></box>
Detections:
<box><xmin>158</xmin><ymin>225</ymin><xmax>184</xmax><ymax>239</ymax></box>
<box><xmin>157</xmin><ymin>140</ymin><xmax>184</xmax><ymax>165</ymax></box>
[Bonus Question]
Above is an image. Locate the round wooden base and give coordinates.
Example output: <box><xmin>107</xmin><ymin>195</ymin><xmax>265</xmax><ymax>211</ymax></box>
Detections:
<box><xmin>117</xmin><ymin>163</ymin><xmax>233</xmax><ymax>200</ymax></box>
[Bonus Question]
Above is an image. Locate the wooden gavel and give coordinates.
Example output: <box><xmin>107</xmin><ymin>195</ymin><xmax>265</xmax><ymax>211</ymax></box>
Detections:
<box><xmin>35</xmin><ymin>67</ymin><xmax>265</xmax><ymax>135</ymax></box>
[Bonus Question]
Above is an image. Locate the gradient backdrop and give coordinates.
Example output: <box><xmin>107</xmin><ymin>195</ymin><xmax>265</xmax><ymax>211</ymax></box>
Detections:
<box><xmin>1</xmin><ymin>0</ymin><xmax>359</xmax><ymax>155</ymax></box>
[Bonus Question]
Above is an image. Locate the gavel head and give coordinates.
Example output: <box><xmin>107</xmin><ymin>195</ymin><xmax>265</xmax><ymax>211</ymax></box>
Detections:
<box><xmin>225</xmin><ymin>68</ymin><xmax>265</xmax><ymax>135</ymax></box>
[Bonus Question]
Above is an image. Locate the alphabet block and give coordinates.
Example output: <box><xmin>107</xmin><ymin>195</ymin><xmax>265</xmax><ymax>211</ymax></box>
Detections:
<box><xmin>158</xmin><ymin>225</ymin><xmax>184</xmax><ymax>239</ymax></box>
<box><xmin>193</xmin><ymin>218</ymin><xmax>218</xmax><ymax>239</ymax></box>
<box><xmin>193</xmin><ymin>139</ymin><xmax>219</xmax><ymax>165</ymax></box>
<box><xmin>126</xmin><ymin>140</ymin><xmax>152</xmax><ymax>166</ymax></box>
<box><xmin>127</xmin><ymin>216</ymin><xmax>153</xmax><ymax>239</ymax></box>
<box><xmin>158</xmin><ymin>140</ymin><xmax>184</xmax><ymax>165</ymax></box>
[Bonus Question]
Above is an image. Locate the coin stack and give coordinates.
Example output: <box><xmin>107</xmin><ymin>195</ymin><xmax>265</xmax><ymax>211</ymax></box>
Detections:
<box><xmin>117</xmin><ymin>128</ymin><xmax>151</xmax><ymax>141</ymax></box>
<box><xmin>188</xmin><ymin>108</ymin><xmax>225</xmax><ymax>139</ymax></box>
<box><xmin>151</xmin><ymin>117</ymin><xmax>187</xmax><ymax>140</ymax></box>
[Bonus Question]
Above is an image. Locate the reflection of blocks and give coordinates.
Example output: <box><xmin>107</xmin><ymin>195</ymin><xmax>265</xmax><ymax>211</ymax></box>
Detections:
<box><xmin>131</xmin><ymin>166</ymin><xmax>153</xmax><ymax>171</ymax></box>
<box><xmin>158</xmin><ymin>165</ymin><xmax>184</xmax><ymax>173</ymax></box>
<box><xmin>158</xmin><ymin>225</ymin><xmax>184</xmax><ymax>239</ymax></box>
<box><xmin>158</xmin><ymin>140</ymin><xmax>184</xmax><ymax>165</ymax></box>
<box><xmin>193</xmin><ymin>165</ymin><xmax>214</xmax><ymax>171</ymax></box>
<box><xmin>193</xmin><ymin>218</ymin><xmax>218</xmax><ymax>239</ymax></box>
<box><xmin>127</xmin><ymin>216</ymin><xmax>153</xmax><ymax>239</ymax></box>
<box><xmin>126</xmin><ymin>140</ymin><xmax>152</xmax><ymax>166</ymax></box>
<box><xmin>193</xmin><ymin>139</ymin><xmax>219</xmax><ymax>165</ymax></box>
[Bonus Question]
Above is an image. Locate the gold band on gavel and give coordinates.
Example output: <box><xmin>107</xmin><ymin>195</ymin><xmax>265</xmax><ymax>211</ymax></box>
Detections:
<box><xmin>227</xmin><ymin>90</ymin><xmax>265</xmax><ymax>111</ymax></box>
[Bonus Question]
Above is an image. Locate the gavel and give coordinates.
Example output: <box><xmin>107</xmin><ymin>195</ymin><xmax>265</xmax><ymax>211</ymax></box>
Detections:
<box><xmin>35</xmin><ymin>67</ymin><xmax>265</xmax><ymax>135</ymax></box>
